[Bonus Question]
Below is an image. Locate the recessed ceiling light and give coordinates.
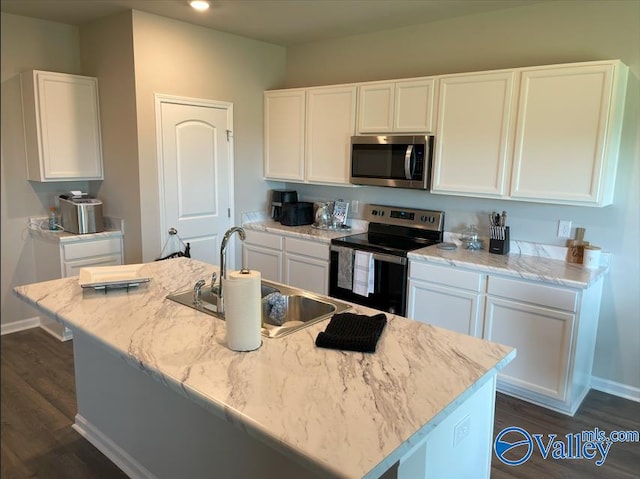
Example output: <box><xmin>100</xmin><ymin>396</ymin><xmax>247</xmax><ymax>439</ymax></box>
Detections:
<box><xmin>190</xmin><ymin>1</ymin><xmax>210</xmax><ymax>11</ymax></box>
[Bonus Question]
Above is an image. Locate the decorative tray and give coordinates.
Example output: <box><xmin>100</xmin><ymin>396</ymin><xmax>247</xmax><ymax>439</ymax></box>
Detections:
<box><xmin>79</xmin><ymin>264</ymin><xmax>151</xmax><ymax>290</ymax></box>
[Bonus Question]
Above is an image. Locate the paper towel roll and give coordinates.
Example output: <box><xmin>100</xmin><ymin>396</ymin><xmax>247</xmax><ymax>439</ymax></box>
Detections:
<box><xmin>224</xmin><ymin>269</ymin><xmax>262</xmax><ymax>352</ymax></box>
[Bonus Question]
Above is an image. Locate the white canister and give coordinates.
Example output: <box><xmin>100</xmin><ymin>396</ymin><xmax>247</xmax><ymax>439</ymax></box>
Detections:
<box><xmin>582</xmin><ymin>245</ymin><xmax>602</xmax><ymax>269</ymax></box>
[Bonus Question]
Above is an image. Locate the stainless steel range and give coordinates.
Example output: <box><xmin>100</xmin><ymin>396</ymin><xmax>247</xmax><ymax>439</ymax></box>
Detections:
<box><xmin>329</xmin><ymin>204</ymin><xmax>444</xmax><ymax>316</ymax></box>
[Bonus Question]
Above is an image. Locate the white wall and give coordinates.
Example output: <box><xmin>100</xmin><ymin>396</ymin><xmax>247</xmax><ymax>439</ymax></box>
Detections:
<box><xmin>130</xmin><ymin>11</ymin><xmax>286</xmax><ymax>262</ymax></box>
<box><xmin>1</xmin><ymin>13</ymin><xmax>90</xmax><ymax>326</ymax></box>
<box><xmin>80</xmin><ymin>11</ymin><xmax>142</xmax><ymax>264</ymax></box>
<box><xmin>283</xmin><ymin>0</ymin><xmax>640</xmax><ymax>392</ymax></box>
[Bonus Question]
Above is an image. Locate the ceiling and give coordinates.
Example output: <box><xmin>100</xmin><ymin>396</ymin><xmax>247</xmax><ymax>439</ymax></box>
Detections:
<box><xmin>0</xmin><ymin>0</ymin><xmax>550</xmax><ymax>47</ymax></box>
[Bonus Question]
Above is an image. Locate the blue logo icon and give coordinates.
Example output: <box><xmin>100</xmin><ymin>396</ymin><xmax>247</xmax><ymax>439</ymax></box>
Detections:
<box><xmin>494</xmin><ymin>426</ymin><xmax>534</xmax><ymax>466</ymax></box>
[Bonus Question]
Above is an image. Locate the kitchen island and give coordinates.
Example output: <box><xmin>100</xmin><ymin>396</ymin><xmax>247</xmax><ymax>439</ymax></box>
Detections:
<box><xmin>14</xmin><ymin>257</ymin><xmax>514</xmax><ymax>479</ymax></box>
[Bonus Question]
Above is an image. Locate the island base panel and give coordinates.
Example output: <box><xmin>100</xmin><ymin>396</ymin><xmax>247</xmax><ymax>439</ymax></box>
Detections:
<box><xmin>393</xmin><ymin>376</ymin><xmax>495</xmax><ymax>479</ymax></box>
<box><xmin>71</xmin><ymin>330</ymin><xmax>332</xmax><ymax>479</ymax></box>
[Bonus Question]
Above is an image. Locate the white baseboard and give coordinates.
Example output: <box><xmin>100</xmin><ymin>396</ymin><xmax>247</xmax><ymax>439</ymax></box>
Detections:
<box><xmin>591</xmin><ymin>376</ymin><xmax>640</xmax><ymax>403</ymax></box>
<box><xmin>39</xmin><ymin>320</ymin><xmax>73</xmax><ymax>341</ymax></box>
<box><xmin>1</xmin><ymin>317</ymin><xmax>72</xmax><ymax>341</ymax></box>
<box><xmin>73</xmin><ymin>414</ymin><xmax>156</xmax><ymax>479</ymax></box>
<box><xmin>1</xmin><ymin>317</ymin><xmax>40</xmax><ymax>335</ymax></box>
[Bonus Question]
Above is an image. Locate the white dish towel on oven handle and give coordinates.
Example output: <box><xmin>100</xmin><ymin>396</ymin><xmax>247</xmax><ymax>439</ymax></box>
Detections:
<box><xmin>353</xmin><ymin>251</ymin><xmax>375</xmax><ymax>297</ymax></box>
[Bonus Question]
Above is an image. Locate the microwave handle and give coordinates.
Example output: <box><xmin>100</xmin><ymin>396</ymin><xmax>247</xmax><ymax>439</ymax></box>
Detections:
<box><xmin>404</xmin><ymin>145</ymin><xmax>414</xmax><ymax>180</ymax></box>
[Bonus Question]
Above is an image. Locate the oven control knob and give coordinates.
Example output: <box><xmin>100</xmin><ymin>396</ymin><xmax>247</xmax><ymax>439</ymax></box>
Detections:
<box><xmin>372</xmin><ymin>210</ymin><xmax>378</xmax><ymax>216</ymax></box>
<box><xmin>379</xmin><ymin>211</ymin><xmax>384</xmax><ymax>216</ymax></box>
<box><xmin>421</xmin><ymin>215</ymin><xmax>427</xmax><ymax>222</ymax></box>
<box><xmin>428</xmin><ymin>216</ymin><xmax>435</xmax><ymax>223</ymax></box>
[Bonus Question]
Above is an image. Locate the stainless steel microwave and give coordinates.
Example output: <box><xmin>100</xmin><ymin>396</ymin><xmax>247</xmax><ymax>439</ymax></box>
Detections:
<box><xmin>350</xmin><ymin>135</ymin><xmax>434</xmax><ymax>190</ymax></box>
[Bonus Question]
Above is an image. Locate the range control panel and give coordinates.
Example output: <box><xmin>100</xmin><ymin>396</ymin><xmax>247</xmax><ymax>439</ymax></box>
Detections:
<box><xmin>365</xmin><ymin>204</ymin><xmax>444</xmax><ymax>232</ymax></box>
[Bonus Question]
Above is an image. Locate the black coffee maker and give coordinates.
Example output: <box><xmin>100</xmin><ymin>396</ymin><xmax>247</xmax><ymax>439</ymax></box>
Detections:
<box><xmin>271</xmin><ymin>190</ymin><xmax>298</xmax><ymax>221</ymax></box>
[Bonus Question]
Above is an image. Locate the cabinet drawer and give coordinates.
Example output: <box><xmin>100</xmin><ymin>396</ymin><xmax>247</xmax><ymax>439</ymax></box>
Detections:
<box><xmin>409</xmin><ymin>261</ymin><xmax>485</xmax><ymax>292</ymax></box>
<box><xmin>487</xmin><ymin>276</ymin><xmax>578</xmax><ymax>312</ymax></box>
<box><xmin>62</xmin><ymin>238</ymin><xmax>121</xmax><ymax>261</ymax></box>
<box><xmin>244</xmin><ymin>230</ymin><xmax>283</xmax><ymax>250</ymax></box>
<box><xmin>285</xmin><ymin>237</ymin><xmax>329</xmax><ymax>260</ymax></box>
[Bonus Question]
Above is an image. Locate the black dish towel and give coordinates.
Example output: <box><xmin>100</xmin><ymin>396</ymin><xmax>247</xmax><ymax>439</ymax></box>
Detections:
<box><xmin>315</xmin><ymin>312</ymin><xmax>387</xmax><ymax>353</ymax></box>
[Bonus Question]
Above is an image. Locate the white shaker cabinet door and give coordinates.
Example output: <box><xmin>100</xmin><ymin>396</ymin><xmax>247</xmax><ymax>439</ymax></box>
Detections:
<box><xmin>484</xmin><ymin>296</ymin><xmax>574</xmax><ymax>401</ymax></box>
<box><xmin>431</xmin><ymin>71</ymin><xmax>516</xmax><ymax>197</ymax></box>
<box><xmin>510</xmin><ymin>61</ymin><xmax>628</xmax><ymax>206</ymax></box>
<box><xmin>243</xmin><ymin>244</ymin><xmax>283</xmax><ymax>283</ymax></box>
<box><xmin>393</xmin><ymin>78</ymin><xmax>435</xmax><ymax>133</ymax></box>
<box><xmin>264</xmin><ymin>89</ymin><xmax>306</xmax><ymax>181</ymax></box>
<box><xmin>407</xmin><ymin>279</ymin><xmax>484</xmax><ymax>337</ymax></box>
<box><xmin>357</xmin><ymin>82</ymin><xmax>395</xmax><ymax>133</ymax></box>
<box><xmin>284</xmin><ymin>253</ymin><xmax>329</xmax><ymax>296</ymax></box>
<box><xmin>357</xmin><ymin>78</ymin><xmax>435</xmax><ymax>134</ymax></box>
<box><xmin>305</xmin><ymin>85</ymin><xmax>357</xmax><ymax>184</ymax></box>
<box><xmin>22</xmin><ymin>70</ymin><xmax>103</xmax><ymax>181</ymax></box>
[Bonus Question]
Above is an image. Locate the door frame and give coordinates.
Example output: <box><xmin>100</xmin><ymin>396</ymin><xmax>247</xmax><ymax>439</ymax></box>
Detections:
<box><xmin>154</xmin><ymin>93</ymin><xmax>235</xmax><ymax>266</ymax></box>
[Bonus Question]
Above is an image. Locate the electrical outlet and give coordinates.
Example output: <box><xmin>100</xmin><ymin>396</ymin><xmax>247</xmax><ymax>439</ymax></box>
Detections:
<box><xmin>558</xmin><ymin>220</ymin><xmax>572</xmax><ymax>238</ymax></box>
<box><xmin>453</xmin><ymin>415</ymin><xmax>471</xmax><ymax>447</ymax></box>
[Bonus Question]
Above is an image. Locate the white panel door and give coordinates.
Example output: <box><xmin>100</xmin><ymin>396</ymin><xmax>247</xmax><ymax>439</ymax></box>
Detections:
<box><xmin>158</xmin><ymin>98</ymin><xmax>233</xmax><ymax>266</ymax></box>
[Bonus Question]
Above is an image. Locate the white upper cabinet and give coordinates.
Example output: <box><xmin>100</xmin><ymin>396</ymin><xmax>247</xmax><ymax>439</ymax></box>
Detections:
<box><xmin>357</xmin><ymin>78</ymin><xmax>435</xmax><ymax>134</ymax></box>
<box><xmin>21</xmin><ymin>70</ymin><xmax>104</xmax><ymax>181</ymax></box>
<box><xmin>264</xmin><ymin>60</ymin><xmax>628</xmax><ymax>205</ymax></box>
<box><xmin>431</xmin><ymin>71</ymin><xmax>516</xmax><ymax>197</ymax></box>
<box><xmin>264</xmin><ymin>84</ymin><xmax>356</xmax><ymax>185</ymax></box>
<box><xmin>305</xmin><ymin>85</ymin><xmax>357</xmax><ymax>184</ymax></box>
<box><xmin>510</xmin><ymin>61</ymin><xmax>628</xmax><ymax>206</ymax></box>
<box><xmin>264</xmin><ymin>89</ymin><xmax>306</xmax><ymax>181</ymax></box>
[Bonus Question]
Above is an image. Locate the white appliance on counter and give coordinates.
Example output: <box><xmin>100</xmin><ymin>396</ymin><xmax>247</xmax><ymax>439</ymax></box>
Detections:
<box><xmin>58</xmin><ymin>192</ymin><xmax>104</xmax><ymax>234</ymax></box>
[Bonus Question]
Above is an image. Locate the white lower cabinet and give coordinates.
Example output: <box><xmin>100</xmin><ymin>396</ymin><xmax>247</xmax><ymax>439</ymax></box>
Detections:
<box><xmin>242</xmin><ymin>230</ymin><xmax>284</xmax><ymax>283</ymax></box>
<box><xmin>407</xmin><ymin>262</ymin><xmax>485</xmax><ymax>336</ymax></box>
<box><xmin>283</xmin><ymin>237</ymin><xmax>329</xmax><ymax>295</ymax></box>
<box><xmin>484</xmin><ymin>296</ymin><xmax>574</xmax><ymax>401</ymax></box>
<box><xmin>32</xmin><ymin>234</ymin><xmax>124</xmax><ymax>341</ymax></box>
<box><xmin>407</xmin><ymin>259</ymin><xmax>604</xmax><ymax>415</ymax></box>
<box><xmin>243</xmin><ymin>230</ymin><xmax>329</xmax><ymax>295</ymax></box>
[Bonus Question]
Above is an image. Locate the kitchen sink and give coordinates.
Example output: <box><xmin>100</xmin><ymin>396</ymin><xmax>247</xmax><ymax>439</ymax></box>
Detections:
<box><xmin>166</xmin><ymin>279</ymin><xmax>351</xmax><ymax>338</ymax></box>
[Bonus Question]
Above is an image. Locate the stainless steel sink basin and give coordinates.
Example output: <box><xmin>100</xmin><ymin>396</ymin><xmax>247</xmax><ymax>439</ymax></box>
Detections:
<box><xmin>166</xmin><ymin>279</ymin><xmax>351</xmax><ymax>338</ymax></box>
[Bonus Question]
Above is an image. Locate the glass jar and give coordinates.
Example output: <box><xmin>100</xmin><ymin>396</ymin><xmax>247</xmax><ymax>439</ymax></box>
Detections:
<box><xmin>461</xmin><ymin>224</ymin><xmax>481</xmax><ymax>250</ymax></box>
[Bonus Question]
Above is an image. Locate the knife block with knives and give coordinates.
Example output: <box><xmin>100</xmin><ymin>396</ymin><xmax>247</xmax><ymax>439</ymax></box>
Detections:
<box><xmin>489</xmin><ymin>211</ymin><xmax>510</xmax><ymax>255</ymax></box>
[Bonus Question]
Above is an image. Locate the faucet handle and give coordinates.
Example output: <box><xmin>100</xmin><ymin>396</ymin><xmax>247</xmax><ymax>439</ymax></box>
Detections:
<box><xmin>193</xmin><ymin>279</ymin><xmax>206</xmax><ymax>304</ymax></box>
<box><xmin>210</xmin><ymin>272</ymin><xmax>217</xmax><ymax>290</ymax></box>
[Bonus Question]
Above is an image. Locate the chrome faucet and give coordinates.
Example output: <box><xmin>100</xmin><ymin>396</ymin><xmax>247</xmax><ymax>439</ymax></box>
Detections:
<box><xmin>216</xmin><ymin>226</ymin><xmax>246</xmax><ymax>315</ymax></box>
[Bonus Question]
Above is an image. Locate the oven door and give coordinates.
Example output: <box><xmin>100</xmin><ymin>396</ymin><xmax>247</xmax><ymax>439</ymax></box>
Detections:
<box><xmin>329</xmin><ymin>246</ymin><xmax>408</xmax><ymax>316</ymax></box>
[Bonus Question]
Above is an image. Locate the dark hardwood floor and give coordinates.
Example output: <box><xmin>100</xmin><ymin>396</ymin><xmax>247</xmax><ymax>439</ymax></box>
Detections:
<box><xmin>2</xmin><ymin>328</ymin><xmax>639</xmax><ymax>478</ymax></box>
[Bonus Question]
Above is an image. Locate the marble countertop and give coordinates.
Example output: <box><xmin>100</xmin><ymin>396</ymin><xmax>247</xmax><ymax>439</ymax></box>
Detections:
<box><xmin>28</xmin><ymin>215</ymin><xmax>123</xmax><ymax>244</ymax></box>
<box><xmin>408</xmin><ymin>244</ymin><xmax>607</xmax><ymax>289</ymax></box>
<box><xmin>14</xmin><ymin>258</ymin><xmax>514</xmax><ymax>479</ymax></box>
<box><xmin>243</xmin><ymin>219</ymin><xmax>367</xmax><ymax>244</ymax></box>
<box><xmin>29</xmin><ymin>227</ymin><xmax>123</xmax><ymax>244</ymax></box>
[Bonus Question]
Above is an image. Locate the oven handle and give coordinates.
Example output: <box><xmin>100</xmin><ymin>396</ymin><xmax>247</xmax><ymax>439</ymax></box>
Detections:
<box><xmin>331</xmin><ymin>246</ymin><xmax>407</xmax><ymax>265</ymax></box>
